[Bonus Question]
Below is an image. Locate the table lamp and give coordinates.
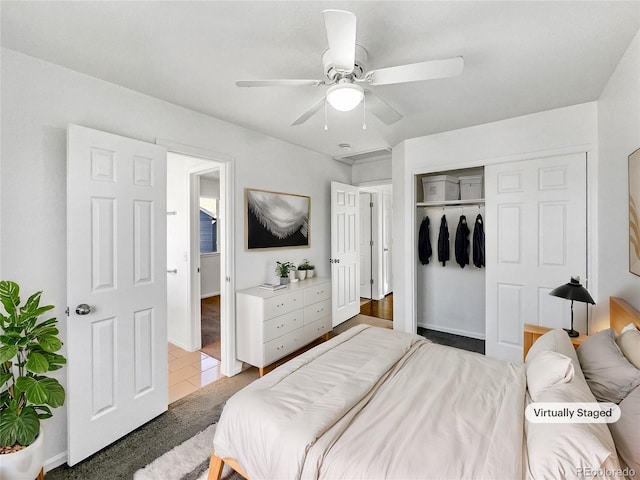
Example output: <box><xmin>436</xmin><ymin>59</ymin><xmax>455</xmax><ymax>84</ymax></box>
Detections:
<box><xmin>548</xmin><ymin>277</ymin><xmax>595</xmax><ymax>337</ymax></box>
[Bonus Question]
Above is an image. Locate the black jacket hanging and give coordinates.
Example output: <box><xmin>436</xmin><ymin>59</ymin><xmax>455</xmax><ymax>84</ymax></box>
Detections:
<box><xmin>437</xmin><ymin>215</ymin><xmax>449</xmax><ymax>266</ymax></box>
<box><xmin>473</xmin><ymin>213</ymin><xmax>485</xmax><ymax>268</ymax></box>
<box><xmin>418</xmin><ymin>216</ymin><xmax>432</xmax><ymax>265</ymax></box>
<box><xmin>455</xmin><ymin>215</ymin><xmax>470</xmax><ymax>268</ymax></box>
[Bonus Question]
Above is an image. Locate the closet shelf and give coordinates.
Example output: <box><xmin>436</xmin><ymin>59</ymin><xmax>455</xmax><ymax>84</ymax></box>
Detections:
<box><xmin>417</xmin><ymin>199</ymin><xmax>484</xmax><ymax>208</ymax></box>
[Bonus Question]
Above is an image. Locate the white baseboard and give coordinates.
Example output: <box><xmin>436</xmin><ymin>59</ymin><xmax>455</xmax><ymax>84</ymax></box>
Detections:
<box><xmin>417</xmin><ymin>322</ymin><xmax>486</xmax><ymax>340</ymax></box>
<box><xmin>201</xmin><ymin>291</ymin><xmax>220</xmax><ymax>299</ymax></box>
<box><xmin>168</xmin><ymin>337</ymin><xmax>192</xmax><ymax>351</ymax></box>
<box><xmin>45</xmin><ymin>451</ymin><xmax>67</xmax><ymax>472</ymax></box>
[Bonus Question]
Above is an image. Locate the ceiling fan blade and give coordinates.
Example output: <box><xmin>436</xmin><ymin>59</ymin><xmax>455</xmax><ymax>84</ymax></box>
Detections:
<box><xmin>236</xmin><ymin>79</ymin><xmax>323</xmax><ymax>87</ymax></box>
<box><xmin>364</xmin><ymin>90</ymin><xmax>402</xmax><ymax>125</ymax></box>
<box><xmin>365</xmin><ymin>56</ymin><xmax>464</xmax><ymax>86</ymax></box>
<box><xmin>323</xmin><ymin>9</ymin><xmax>356</xmax><ymax>73</ymax></box>
<box><xmin>290</xmin><ymin>97</ymin><xmax>326</xmax><ymax>126</ymax></box>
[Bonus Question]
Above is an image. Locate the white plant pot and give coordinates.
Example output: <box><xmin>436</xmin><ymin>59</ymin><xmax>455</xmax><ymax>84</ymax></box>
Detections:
<box><xmin>0</xmin><ymin>428</ymin><xmax>44</xmax><ymax>480</ymax></box>
<box><xmin>288</xmin><ymin>271</ymin><xmax>296</xmax><ymax>282</ymax></box>
<box><xmin>306</xmin><ymin>269</ymin><xmax>315</xmax><ymax>278</ymax></box>
<box><xmin>296</xmin><ymin>270</ymin><xmax>307</xmax><ymax>280</ymax></box>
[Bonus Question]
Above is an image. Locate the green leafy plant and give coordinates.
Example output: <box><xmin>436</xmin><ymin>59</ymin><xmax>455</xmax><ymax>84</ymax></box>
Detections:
<box><xmin>297</xmin><ymin>259</ymin><xmax>311</xmax><ymax>271</ymax></box>
<box><xmin>298</xmin><ymin>259</ymin><xmax>315</xmax><ymax>271</ymax></box>
<box><xmin>0</xmin><ymin>281</ymin><xmax>66</xmax><ymax>448</ymax></box>
<box><xmin>275</xmin><ymin>261</ymin><xmax>294</xmax><ymax>277</ymax></box>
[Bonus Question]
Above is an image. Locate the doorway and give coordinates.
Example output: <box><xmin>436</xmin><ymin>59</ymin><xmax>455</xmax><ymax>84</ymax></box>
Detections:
<box><xmin>358</xmin><ymin>184</ymin><xmax>393</xmax><ymax>321</ymax></box>
<box><xmin>164</xmin><ymin>144</ymin><xmax>241</xmax><ymax>400</ymax></box>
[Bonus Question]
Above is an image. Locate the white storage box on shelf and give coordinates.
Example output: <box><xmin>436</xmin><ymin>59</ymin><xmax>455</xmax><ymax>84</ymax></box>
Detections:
<box><xmin>421</xmin><ymin>175</ymin><xmax>459</xmax><ymax>202</ymax></box>
<box><xmin>459</xmin><ymin>175</ymin><xmax>483</xmax><ymax>200</ymax></box>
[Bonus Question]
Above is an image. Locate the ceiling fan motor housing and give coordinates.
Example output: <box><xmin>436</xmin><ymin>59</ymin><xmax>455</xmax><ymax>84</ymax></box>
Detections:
<box><xmin>322</xmin><ymin>45</ymin><xmax>368</xmax><ymax>81</ymax></box>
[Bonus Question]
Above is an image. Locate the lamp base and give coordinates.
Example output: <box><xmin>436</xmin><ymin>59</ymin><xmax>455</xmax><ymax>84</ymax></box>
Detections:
<box><xmin>564</xmin><ymin>328</ymin><xmax>580</xmax><ymax>338</ymax></box>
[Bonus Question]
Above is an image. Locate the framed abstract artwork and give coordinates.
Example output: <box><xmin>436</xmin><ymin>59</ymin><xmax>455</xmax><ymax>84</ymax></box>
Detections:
<box><xmin>245</xmin><ymin>188</ymin><xmax>310</xmax><ymax>250</ymax></box>
<box><xmin>629</xmin><ymin>148</ymin><xmax>640</xmax><ymax>276</ymax></box>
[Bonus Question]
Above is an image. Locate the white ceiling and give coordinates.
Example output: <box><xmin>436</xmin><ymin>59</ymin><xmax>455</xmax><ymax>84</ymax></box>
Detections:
<box><xmin>2</xmin><ymin>1</ymin><xmax>638</xmax><ymax>160</ymax></box>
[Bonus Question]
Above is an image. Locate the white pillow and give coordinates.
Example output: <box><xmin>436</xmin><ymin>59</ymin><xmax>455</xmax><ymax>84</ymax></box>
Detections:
<box><xmin>525</xmin><ymin>328</ymin><xmax>584</xmax><ymax>382</ymax></box>
<box><xmin>526</xmin><ymin>350</ymin><xmax>574</xmax><ymax>401</ymax></box>
<box><xmin>526</xmin><ymin>378</ymin><xmax>620</xmax><ymax>479</ymax></box>
<box><xmin>525</xmin><ymin>330</ymin><xmax>620</xmax><ymax>479</ymax></box>
<box><xmin>621</xmin><ymin>322</ymin><xmax>639</xmax><ymax>334</ymax></box>
<box><xmin>616</xmin><ymin>328</ymin><xmax>640</xmax><ymax>370</ymax></box>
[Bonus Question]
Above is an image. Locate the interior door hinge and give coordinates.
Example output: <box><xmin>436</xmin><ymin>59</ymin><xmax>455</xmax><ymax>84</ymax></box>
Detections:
<box><xmin>65</xmin><ymin>307</ymin><xmax>69</xmax><ymax>317</ymax></box>
<box><xmin>370</xmin><ymin>202</ymin><xmax>373</xmax><ymax>208</ymax></box>
<box><xmin>370</xmin><ymin>279</ymin><xmax>374</xmax><ymax>285</ymax></box>
<box><xmin>370</xmin><ymin>240</ymin><xmax>374</xmax><ymax>246</ymax></box>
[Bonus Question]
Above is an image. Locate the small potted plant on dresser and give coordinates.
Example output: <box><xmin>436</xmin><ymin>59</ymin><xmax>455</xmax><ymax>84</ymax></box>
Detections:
<box><xmin>294</xmin><ymin>260</ymin><xmax>308</xmax><ymax>280</ymax></box>
<box><xmin>0</xmin><ymin>281</ymin><xmax>66</xmax><ymax>480</ymax></box>
<box><xmin>305</xmin><ymin>260</ymin><xmax>316</xmax><ymax>278</ymax></box>
<box><xmin>275</xmin><ymin>261</ymin><xmax>294</xmax><ymax>285</ymax></box>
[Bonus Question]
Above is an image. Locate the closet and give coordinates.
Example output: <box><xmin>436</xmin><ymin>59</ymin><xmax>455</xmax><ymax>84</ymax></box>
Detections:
<box><xmin>416</xmin><ymin>167</ymin><xmax>486</xmax><ymax>340</ymax></box>
<box><xmin>414</xmin><ymin>154</ymin><xmax>588</xmax><ymax>361</ymax></box>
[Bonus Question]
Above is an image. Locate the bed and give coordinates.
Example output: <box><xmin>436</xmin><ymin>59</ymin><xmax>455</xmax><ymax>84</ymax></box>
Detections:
<box><xmin>209</xmin><ymin>297</ymin><xmax>640</xmax><ymax>480</ymax></box>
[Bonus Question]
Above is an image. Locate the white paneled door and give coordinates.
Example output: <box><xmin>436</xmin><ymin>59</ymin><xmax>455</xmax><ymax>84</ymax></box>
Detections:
<box><xmin>382</xmin><ymin>190</ymin><xmax>393</xmax><ymax>296</ymax></box>
<box><xmin>331</xmin><ymin>182</ymin><xmax>360</xmax><ymax>326</ymax></box>
<box><xmin>359</xmin><ymin>193</ymin><xmax>372</xmax><ymax>299</ymax></box>
<box><xmin>67</xmin><ymin>125</ymin><xmax>168</xmax><ymax>465</ymax></box>
<box><xmin>485</xmin><ymin>153</ymin><xmax>587</xmax><ymax>361</ymax></box>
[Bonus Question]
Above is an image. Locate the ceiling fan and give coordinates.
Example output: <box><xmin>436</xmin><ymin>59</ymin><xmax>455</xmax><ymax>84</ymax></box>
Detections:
<box><xmin>236</xmin><ymin>9</ymin><xmax>464</xmax><ymax>126</ymax></box>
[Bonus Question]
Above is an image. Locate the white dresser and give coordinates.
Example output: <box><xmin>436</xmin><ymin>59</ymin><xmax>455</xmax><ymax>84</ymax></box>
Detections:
<box><xmin>236</xmin><ymin>277</ymin><xmax>332</xmax><ymax>374</ymax></box>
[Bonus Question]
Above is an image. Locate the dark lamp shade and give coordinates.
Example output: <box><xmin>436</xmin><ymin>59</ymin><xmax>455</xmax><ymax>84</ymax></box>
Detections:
<box><xmin>549</xmin><ymin>277</ymin><xmax>595</xmax><ymax>305</ymax></box>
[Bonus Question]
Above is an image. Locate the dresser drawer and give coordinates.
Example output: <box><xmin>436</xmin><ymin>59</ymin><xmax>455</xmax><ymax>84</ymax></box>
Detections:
<box><xmin>263</xmin><ymin>310</ymin><xmax>303</xmax><ymax>343</ymax></box>
<box><xmin>304</xmin><ymin>283</ymin><xmax>331</xmax><ymax>305</ymax></box>
<box><xmin>304</xmin><ymin>317</ymin><xmax>332</xmax><ymax>343</ymax></box>
<box><xmin>264</xmin><ymin>290</ymin><xmax>303</xmax><ymax>319</ymax></box>
<box><xmin>264</xmin><ymin>328</ymin><xmax>303</xmax><ymax>365</ymax></box>
<box><xmin>304</xmin><ymin>299</ymin><xmax>331</xmax><ymax>324</ymax></box>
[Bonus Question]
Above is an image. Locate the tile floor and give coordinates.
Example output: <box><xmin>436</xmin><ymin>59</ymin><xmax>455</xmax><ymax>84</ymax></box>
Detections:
<box><xmin>168</xmin><ymin>343</ymin><xmax>224</xmax><ymax>403</ymax></box>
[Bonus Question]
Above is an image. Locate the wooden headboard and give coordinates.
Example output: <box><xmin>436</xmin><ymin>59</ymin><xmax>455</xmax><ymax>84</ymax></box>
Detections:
<box><xmin>609</xmin><ymin>296</ymin><xmax>640</xmax><ymax>333</ymax></box>
<box><xmin>523</xmin><ymin>296</ymin><xmax>640</xmax><ymax>360</ymax></box>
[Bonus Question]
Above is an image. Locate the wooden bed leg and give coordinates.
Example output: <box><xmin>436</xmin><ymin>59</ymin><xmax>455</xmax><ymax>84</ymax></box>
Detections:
<box><xmin>208</xmin><ymin>453</ymin><xmax>224</xmax><ymax>480</ymax></box>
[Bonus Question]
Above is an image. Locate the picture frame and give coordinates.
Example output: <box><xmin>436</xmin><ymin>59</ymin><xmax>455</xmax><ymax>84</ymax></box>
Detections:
<box><xmin>245</xmin><ymin>188</ymin><xmax>311</xmax><ymax>250</ymax></box>
<box><xmin>629</xmin><ymin>148</ymin><xmax>640</xmax><ymax>276</ymax></box>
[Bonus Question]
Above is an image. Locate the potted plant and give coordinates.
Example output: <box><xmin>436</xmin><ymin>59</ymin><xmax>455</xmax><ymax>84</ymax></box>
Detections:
<box><xmin>296</xmin><ymin>260</ymin><xmax>309</xmax><ymax>280</ymax></box>
<box><xmin>304</xmin><ymin>260</ymin><xmax>316</xmax><ymax>278</ymax></box>
<box><xmin>0</xmin><ymin>281</ymin><xmax>66</xmax><ymax>480</ymax></box>
<box><xmin>275</xmin><ymin>261</ymin><xmax>294</xmax><ymax>285</ymax></box>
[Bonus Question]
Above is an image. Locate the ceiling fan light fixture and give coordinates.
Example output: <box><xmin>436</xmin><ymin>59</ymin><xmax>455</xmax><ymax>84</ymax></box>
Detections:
<box><xmin>326</xmin><ymin>83</ymin><xmax>364</xmax><ymax>112</ymax></box>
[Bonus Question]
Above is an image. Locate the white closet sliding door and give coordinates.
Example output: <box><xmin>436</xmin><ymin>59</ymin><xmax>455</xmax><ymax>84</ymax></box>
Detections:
<box><xmin>485</xmin><ymin>153</ymin><xmax>587</xmax><ymax>362</ymax></box>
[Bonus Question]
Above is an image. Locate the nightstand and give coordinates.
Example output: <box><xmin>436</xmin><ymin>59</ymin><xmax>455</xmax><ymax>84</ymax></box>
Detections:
<box><xmin>523</xmin><ymin>323</ymin><xmax>588</xmax><ymax>360</ymax></box>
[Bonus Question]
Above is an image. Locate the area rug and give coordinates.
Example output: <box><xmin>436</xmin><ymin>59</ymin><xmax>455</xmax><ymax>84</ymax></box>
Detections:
<box><xmin>134</xmin><ymin>423</ymin><xmax>242</xmax><ymax>480</ymax></box>
<box><xmin>45</xmin><ymin>368</ymin><xmax>258</xmax><ymax>480</ymax></box>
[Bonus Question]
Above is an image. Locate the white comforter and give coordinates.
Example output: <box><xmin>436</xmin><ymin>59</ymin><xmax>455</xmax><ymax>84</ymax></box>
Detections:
<box><xmin>214</xmin><ymin>325</ymin><xmax>526</xmax><ymax>479</ymax></box>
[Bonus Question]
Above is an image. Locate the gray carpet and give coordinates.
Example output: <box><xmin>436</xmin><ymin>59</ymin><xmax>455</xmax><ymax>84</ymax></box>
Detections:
<box><xmin>46</xmin><ymin>368</ymin><xmax>258</xmax><ymax>480</ymax></box>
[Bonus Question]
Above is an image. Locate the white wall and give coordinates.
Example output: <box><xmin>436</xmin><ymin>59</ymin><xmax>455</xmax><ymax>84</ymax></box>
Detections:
<box><xmin>200</xmin><ymin>176</ymin><xmax>220</xmax><ymax>198</ymax></box>
<box><xmin>201</xmin><ymin>254</ymin><xmax>221</xmax><ymax>297</ymax></box>
<box><xmin>596</xmin><ymin>30</ymin><xmax>640</xmax><ymax>332</ymax></box>
<box><xmin>352</xmin><ymin>158</ymin><xmax>392</xmax><ymax>185</ymax></box>
<box><xmin>166</xmin><ymin>153</ymin><xmax>215</xmax><ymax>349</ymax></box>
<box><xmin>393</xmin><ymin>102</ymin><xmax>598</xmax><ymax>334</ymax></box>
<box><xmin>0</xmin><ymin>48</ymin><xmax>350</xmax><ymax>469</ymax></box>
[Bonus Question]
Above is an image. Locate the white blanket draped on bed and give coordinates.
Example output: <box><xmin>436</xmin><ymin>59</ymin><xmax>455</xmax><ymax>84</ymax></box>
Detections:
<box><xmin>214</xmin><ymin>325</ymin><xmax>526</xmax><ymax>480</ymax></box>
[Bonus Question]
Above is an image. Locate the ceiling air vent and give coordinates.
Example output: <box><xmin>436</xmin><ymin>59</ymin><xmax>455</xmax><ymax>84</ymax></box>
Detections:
<box><xmin>333</xmin><ymin>147</ymin><xmax>392</xmax><ymax>165</ymax></box>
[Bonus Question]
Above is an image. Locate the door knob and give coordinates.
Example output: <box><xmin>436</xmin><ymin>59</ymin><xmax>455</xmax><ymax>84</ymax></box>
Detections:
<box><xmin>75</xmin><ymin>304</ymin><xmax>92</xmax><ymax>315</ymax></box>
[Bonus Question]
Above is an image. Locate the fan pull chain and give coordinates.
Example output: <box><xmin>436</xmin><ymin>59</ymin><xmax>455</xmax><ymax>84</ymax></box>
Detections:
<box><xmin>362</xmin><ymin>94</ymin><xmax>367</xmax><ymax>130</ymax></box>
<box><xmin>324</xmin><ymin>101</ymin><xmax>328</xmax><ymax>131</ymax></box>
